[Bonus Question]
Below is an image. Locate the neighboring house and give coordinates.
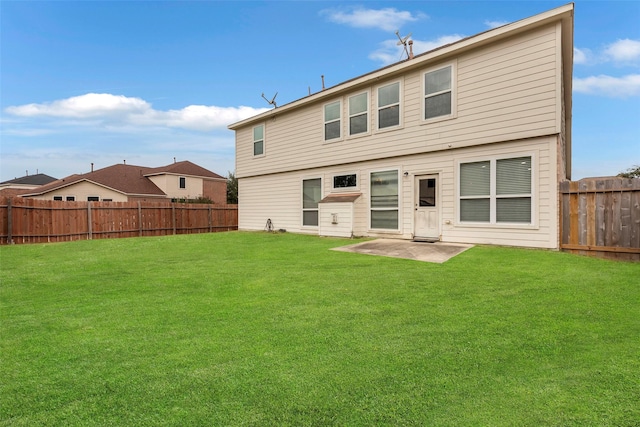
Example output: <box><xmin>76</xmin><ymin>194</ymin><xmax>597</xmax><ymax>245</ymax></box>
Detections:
<box><xmin>0</xmin><ymin>173</ymin><xmax>58</xmax><ymax>197</ymax></box>
<box><xmin>21</xmin><ymin>161</ymin><xmax>227</xmax><ymax>204</ymax></box>
<box><xmin>228</xmin><ymin>4</ymin><xmax>573</xmax><ymax>249</ymax></box>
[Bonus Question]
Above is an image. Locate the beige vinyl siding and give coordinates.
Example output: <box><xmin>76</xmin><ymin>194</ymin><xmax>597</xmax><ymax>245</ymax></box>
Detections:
<box><xmin>236</xmin><ymin>24</ymin><xmax>560</xmax><ymax>180</ymax></box>
<box><xmin>239</xmin><ymin>136</ymin><xmax>558</xmax><ymax>248</ymax></box>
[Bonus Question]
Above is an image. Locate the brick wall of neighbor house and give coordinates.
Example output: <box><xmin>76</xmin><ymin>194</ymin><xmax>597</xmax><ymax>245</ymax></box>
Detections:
<box><xmin>203</xmin><ymin>179</ymin><xmax>227</xmax><ymax>204</ymax></box>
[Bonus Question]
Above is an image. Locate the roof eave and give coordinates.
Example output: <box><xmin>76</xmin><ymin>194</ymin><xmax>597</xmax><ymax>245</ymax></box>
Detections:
<box><xmin>228</xmin><ymin>3</ymin><xmax>575</xmax><ymax>131</ymax></box>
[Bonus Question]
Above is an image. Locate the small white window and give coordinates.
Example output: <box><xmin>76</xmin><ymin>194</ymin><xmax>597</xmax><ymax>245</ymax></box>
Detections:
<box><xmin>378</xmin><ymin>82</ymin><xmax>400</xmax><ymax>129</ymax></box>
<box><xmin>253</xmin><ymin>125</ymin><xmax>264</xmax><ymax>156</ymax></box>
<box><xmin>348</xmin><ymin>92</ymin><xmax>368</xmax><ymax>136</ymax></box>
<box><xmin>87</xmin><ymin>196</ymin><xmax>99</xmax><ymax>202</ymax></box>
<box><xmin>53</xmin><ymin>196</ymin><xmax>63</xmax><ymax>201</ymax></box>
<box><xmin>66</xmin><ymin>196</ymin><xmax>75</xmax><ymax>201</ymax></box>
<box><xmin>324</xmin><ymin>101</ymin><xmax>341</xmax><ymax>141</ymax></box>
<box><xmin>333</xmin><ymin>174</ymin><xmax>357</xmax><ymax>189</ymax></box>
<box><xmin>424</xmin><ymin>65</ymin><xmax>454</xmax><ymax>120</ymax></box>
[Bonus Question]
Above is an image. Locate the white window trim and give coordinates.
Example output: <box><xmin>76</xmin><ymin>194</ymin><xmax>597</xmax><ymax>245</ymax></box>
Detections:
<box><xmin>323</xmin><ymin>100</ymin><xmax>342</xmax><ymax>143</ymax></box>
<box><xmin>347</xmin><ymin>90</ymin><xmax>370</xmax><ymax>138</ymax></box>
<box><xmin>252</xmin><ymin>124</ymin><xmax>265</xmax><ymax>157</ymax></box>
<box><xmin>422</xmin><ymin>61</ymin><xmax>457</xmax><ymax>124</ymax></box>
<box><xmin>301</xmin><ymin>176</ymin><xmax>322</xmax><ymax>228</ymax></box>
<box><xmin>455</xmin><ymin>152</ymin><xmax>538</xmax><ymax>229</ymax></box>
<box><xmin>331</xmin><ymin>171</ymin><xmax>359</xmax><ymax>193</ymax></box>
<box><xmin>87</xmin><ymin>196</ymin><xmax>100</xmax><ymax>202</ymax></box>
<box><xmin>376</xmin><ymin>80</ymin><xmax>402</xmax><ymax>132</ymax></box>
<box><xmin>66</xmin><ymin>195</ymin><xmax>76</xmax><ymax>201</ymax></box>
<box><xmin>368</xmin><ymin>168</ymin><xmax>401</xmax><ymax>233</ymax></box>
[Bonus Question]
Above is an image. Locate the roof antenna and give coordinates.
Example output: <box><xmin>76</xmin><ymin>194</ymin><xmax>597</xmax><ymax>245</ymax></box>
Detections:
<box><xmin>395</xmin><ymin>30</ymin><xmax>412</xmax><ymax>60</ymax></box>
<box><xmin>261</xmin><ymin>92</ymin><xmax>278</xmax><ymax>108</ymax></box>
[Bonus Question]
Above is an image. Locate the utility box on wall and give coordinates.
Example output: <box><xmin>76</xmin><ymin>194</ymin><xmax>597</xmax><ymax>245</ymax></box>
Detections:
<box><xmin>318</xmin><ymin>193</ymin><xmax>363</xmax><ymax>238</ymax></box>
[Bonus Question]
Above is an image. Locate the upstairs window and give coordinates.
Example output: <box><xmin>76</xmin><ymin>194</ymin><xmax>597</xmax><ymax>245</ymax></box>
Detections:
<box><xmin>324</xmin><ymin>101</ymin><xmax>341</xmax><ymax>141</ymax></box>
<box><xmin>424</xmin><ymin>65</ymin><xmax>453</xmax><ymax>120</ymax></box>
<box><xmin>253</xmin><ymin>125</ymin><xmax>264</xmax><ymax>156</ymax></box>
<box><xmin>348</xmin><ymin>92</ymin><xmax>368</xmax><ymax>136</ymax></box>
<box><xmin>378</xmin><ymin>82</ymin><xmax>400</xmax><ymax>129</ymax></box>
<box><xmin>459</xmin><ymin>156</ymin><xmax>532</xmax><ymax>224</ymax></box>
<box><xmin>179</xmin><ymin>176</ymin><xmax>186</xmax><ymax>189</ymax></box>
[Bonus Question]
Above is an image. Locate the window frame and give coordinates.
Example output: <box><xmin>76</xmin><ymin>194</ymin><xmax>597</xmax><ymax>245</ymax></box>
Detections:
<box><xmin>323</xmin><ymin>100</ymin><xmax>342</xmax><ymax>142</ymax></box>
<box><xmin>347</xmin><ymin>91</ymin><xmax>369</xmax><ymax>137</ymax></box>
<box><xmin>457</xmin><ymin>153</ymin><xmax>536</xmax><ymax>227</ymax></box>
<box><xmin>332</xmin><ymin>172</ymin><xmax>358</xmax><ymax>192</ymax></box>
<box><xmin>369</xmin><ymin>168</ymin><xmax>400</xmax><ymax>232</ymax></box>
<box><xmin>252</xmin><ymin>124</ymin><xmax>265</xmax><ymax>157</ymax></box>
<box><xmin>66</xmin><ymin>196</ymin><xmax>75</xmax><ymax>201</ymax></box>
<box><xmin>422</xmin><ymin>62</ymin><xmax>457</xmax><ymax>123</ymax></box>
<box><xmin>87</xmin><ymin>196</ymin><xmax>99</xmax><ymax>202</ymax></box>
<box><xmin>376</xmin><ymin>80</ymin><xmax>402</xmax><ymax>131</ymax></box>
<box><xmin>179</xmin><ymin>176</ymin><xmax>186</xmax><ymax>189</ymax></box>
<box><xmin>53</xmin><ymin>196</ymin><xmax>63</xmax><ymax>201</ymax></box>
<box><xmin>302</xmin><ymin>177</ymin><xmax>322</xmax><ymax>228</ymax></box>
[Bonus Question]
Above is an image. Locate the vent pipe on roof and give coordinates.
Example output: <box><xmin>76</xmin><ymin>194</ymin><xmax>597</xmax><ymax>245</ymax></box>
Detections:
<box><xmin>409</xmin><ymin>40</ymin><xmax>414</xmax><ymax>59</ymax></box>
<box><xmin>123</xmin><ymin>160</ymin><xmax>126</xmax><ymax>165</ymax></box>
<box><xmin>26</xmin><ymin>170</ymin><xmax>28</xmax><ymax>176</ymax></box>
<box><xmin>321</xmin><ymin>75</ymin><xmax>325</xmax><ymax>90</ymax></box>
<box><xmin>174</xmin><ymin>157</ymin><xmax>176</xmax><ymax>163</ymax></box>
<box><xmin>91</xmin><ymin>163</ymin><xmax>94</xmax><ymax>172</ymax></box>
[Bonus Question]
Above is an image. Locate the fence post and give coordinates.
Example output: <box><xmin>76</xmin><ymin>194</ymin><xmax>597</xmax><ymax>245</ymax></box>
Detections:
<box><xmin>138</xmin><ymin>201</ymin><xmax>143</xmax><ymax>237</ymax></box>
<box><xmin>7</xmin><ymin>198</ymin><xmax>13</xmax><ymax>244</ymax></box>
<box><xmin>172</xmin><ymin>204</ymin><xmax>176</xmax><ymax>235</ymax></box>
<box><xmin>87</xmin><ymin>202</ymin><xmax>93</xmax><ymax>240</ymax></box>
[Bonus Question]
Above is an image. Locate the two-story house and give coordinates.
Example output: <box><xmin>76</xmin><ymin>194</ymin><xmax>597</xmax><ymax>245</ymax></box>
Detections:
<box><xmin>21</xmin><ymin>161</ymin><xmax>228</xmax><ymax>204</ymax></box>
<box><xmin>228</xmin><ymin>4</ymin><xmax>573</xmax><ymax>249</ymax></box>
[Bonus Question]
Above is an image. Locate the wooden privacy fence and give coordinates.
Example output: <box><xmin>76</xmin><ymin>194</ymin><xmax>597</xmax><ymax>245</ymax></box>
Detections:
<box><xmin>560</xmin><ymin>178</ymin><xmax>640</xmax><ymax>261</ymax></box>
<box><xmin>0</xmin><ymin>197</ymin><xmax>238</xmax><ymax>245</ymax></box>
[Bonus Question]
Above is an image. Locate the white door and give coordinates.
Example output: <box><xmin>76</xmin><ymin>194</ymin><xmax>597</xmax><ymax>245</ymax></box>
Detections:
<box><xmin>414</xmin><ymin>175</ymin><xmax>439</xmax><ymax>239</ymax></box>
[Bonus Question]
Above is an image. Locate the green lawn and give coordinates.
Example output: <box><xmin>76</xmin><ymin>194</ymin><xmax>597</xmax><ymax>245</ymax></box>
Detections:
<box><xmin>1</xmin><ymin>232</ymin><xmax>638</xmax><ymax>426</ymax></box>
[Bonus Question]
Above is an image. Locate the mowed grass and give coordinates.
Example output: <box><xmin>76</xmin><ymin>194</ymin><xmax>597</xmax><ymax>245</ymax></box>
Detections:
<box><xmin>1</xmin><ymin>232</ymin><xmax>638</xmax><ymax>426</ymax></box>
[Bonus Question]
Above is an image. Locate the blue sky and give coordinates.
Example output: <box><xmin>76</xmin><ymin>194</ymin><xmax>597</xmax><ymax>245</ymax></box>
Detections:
<box><xmin>1</xmin><ymin>1</ymin><xmax>639</xmax><ymax>182</ymax></box>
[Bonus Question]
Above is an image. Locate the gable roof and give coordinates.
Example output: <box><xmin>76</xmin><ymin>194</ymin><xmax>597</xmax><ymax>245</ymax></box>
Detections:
<box><xmin>228</xmin><ymin>3</ymin><xmax>573</xmax><ymax>131</ymax></box>
<box><xmin>0</xmin><ymin>173</ymin><xmax>58</xmax><ymax>186</ymax></box>
<box><xmin>21</xmin><ymin>161</ymin><xmax>223</xmax><ymax>197</ymax></box>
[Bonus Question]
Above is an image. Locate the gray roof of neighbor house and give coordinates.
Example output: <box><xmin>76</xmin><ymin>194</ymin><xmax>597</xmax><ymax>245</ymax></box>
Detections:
<box><xmin>21</xmin><ymin>161</ymin><xmax>225</xmax><ymax>197</ymax></box>
<box><xmin>0</xmin><ymin>173</ymin><xmax>58</xmax><ymax>186</ymax></box>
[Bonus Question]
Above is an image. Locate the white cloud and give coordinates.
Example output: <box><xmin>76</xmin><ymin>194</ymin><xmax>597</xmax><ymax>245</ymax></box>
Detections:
<box><xmin>573</xmin><ymin>74</ymin><xmax>640</xmax><ymax>97</ymax></box>
<box><xmin>369</xmin><ymin>34</ymin><xmax>465</xmax><ymax>66</ymax></box>
<box><xmin>321</xmin><ymin>7</ymin><xmax>426</xmax><ymax>32</ymax></box>
<box><xmin>574</xmin><ymin>47</ymin><xmax>590</xmax><ymax>65</ymax></box>
<box><xmin>5</xmin><ymin>93</ymin><xmax>150</xmax><ymax>118</ymax></box>
<box><xmin>4</xmin><ymin>93</ymin><xmax>269</xmax><ymax>131</ymax></box>
<box><xmin>484</xmin><ymin>20</ymin><xmax>508</xmax><ymax>29</ymax></box>
<box><xmin>604</xmin><ymin>39</ymin><xmax>640</xmax><ymax>63</ymax></box>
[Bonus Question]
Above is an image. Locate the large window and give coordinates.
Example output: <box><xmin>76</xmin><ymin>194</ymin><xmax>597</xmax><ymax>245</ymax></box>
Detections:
<box><xmin>302</xmin><ymin>178</ymin><xmax>322</xmax><ymax>227</ymax></box>
<box><xmin>424</xmin><ymin>65</ymin><xmax>453</xmax><ymax>120</ymax></box>
<box><xmin>459</xmin><ymin>156</ymin><xmax>532</xmax><ymax>224</ymax></box>
<box><xmin>378</xmin><ymin>82</ymin><xmax>400</xmax><ymax>129</ymax></box>
<box><xmin>370</xmin><ymin>170</ymin><xmax>399</xmax><ymax>230</ymax></box>
<box><xmin>324</xmin><ymin>101</ymin><xmax>341</xmax><ymax>141</ymax></box>
<box><xmin>253</xmin><ymin>125</ymin><xmax>264</xmax><ymax>156</ymax></box>
<box><xmin>348</xmin><ymin>92</ymin><xmax>368</xmax><ymax>136</ymax></box>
